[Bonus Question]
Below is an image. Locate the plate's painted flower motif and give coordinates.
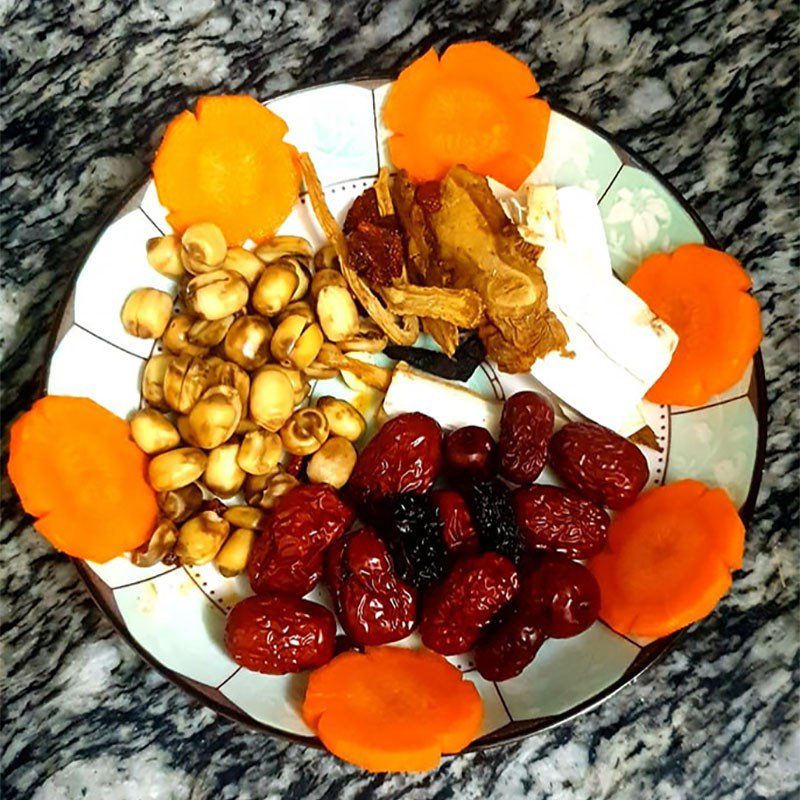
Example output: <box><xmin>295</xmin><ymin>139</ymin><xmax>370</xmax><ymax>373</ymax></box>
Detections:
<box><xmin>605</xmin><ymin>187</ymin><xmax>671</xmax><ymax>248</ymax></box>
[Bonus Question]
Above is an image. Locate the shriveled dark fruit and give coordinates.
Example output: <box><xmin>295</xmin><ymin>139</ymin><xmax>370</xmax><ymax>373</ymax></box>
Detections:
<box><xmin>420</xmin><ymin>552</ymin><xmax>518</xmax><ymax>655</ymax></box>
<box><xmin>444</xmin><ymin>426</ymin><xmax>496</xmax><ymax>483</ymax></box>
<box><xmin>467</xmin><ymin>479</ymin><xmax>524</xmax><ymax>563</ymax></box>
<box><xmin>224</xmin><ymin>594</ymin><xmax>335</xmax><ymax>674</ymax></box>
<box><xmin>522</xmin><ymin>554</ymin><xmax>600</xmax><ymax>639</ymax></box>
<box><xmin>549</xmin><ymin>422</ymin><xmax>649</xmax><ymax>509</ymax></box>
<box><xmin>432</xmin><ymin>489</ymin><xmax>480</xmax><ymax>556</ymax></box>
<box><xmin>248</xmin><ymin>484</ymin><xmax>355</xmax><ymax>596</ymax></box>
<box><xmin>514</xmin><ymin>484</ymin><xmax>610</xmax><ymax>558</ymax></box>
<box><xmin>474</xmin><ymin>615</ymin><xmax>547</xmax><ymax>681</ymax></box>
<box><xmin>347</xmin><ymin>413</ymin><xmax>442</xmax><ymax>514</ymax></box>
<box><xmin>327</xmin><ymin>527</ymin><xmax>418</xmax><ymax>646</ymax></box>
<box><xmin>285</xmin><ymin>454</ymin><xmax>305</xmax><ymax>478</ymax></box>
<box><xmin>498</xmin><ymin>391</ymin><xmax>553</xmax><ymax>485</ymax></box>
<box><xmin>387</xmin><ymin>493</ymin><xmax>449</xmax><ymax>588</ymax></box>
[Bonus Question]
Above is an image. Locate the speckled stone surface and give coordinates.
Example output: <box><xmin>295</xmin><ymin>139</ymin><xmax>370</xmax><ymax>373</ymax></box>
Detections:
<box><xmin>2</xmin><ymin>1</ymin><xmax>797</xmax><ymax>798</ymax></box>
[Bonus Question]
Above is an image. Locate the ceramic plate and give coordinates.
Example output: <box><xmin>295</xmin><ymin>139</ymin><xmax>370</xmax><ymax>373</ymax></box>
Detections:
<box><xmin>45</xmin><ymin>79</ymin><xmax>767</xmax><ymax>750</ymax></box>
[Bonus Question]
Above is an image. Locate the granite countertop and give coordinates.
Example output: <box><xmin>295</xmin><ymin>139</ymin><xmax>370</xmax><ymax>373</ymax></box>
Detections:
<box><xmin>2</xmin><ymin>1</ymin><xmax>797</xmax><ymax>798</ymax></box>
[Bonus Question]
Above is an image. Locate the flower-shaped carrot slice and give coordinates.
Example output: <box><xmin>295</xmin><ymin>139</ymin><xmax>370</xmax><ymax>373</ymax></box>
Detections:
<box><xmin>152</xmin><ymin>95</ymin><xmax>300</xmax><ymax>245</ymax></box>
<box><xmin>303</xmin><ymin>647</ymin><xmax>483</xmax><ymax>772</ymax></box>
<box><xmin>628</xmin><ymin>244</ymin><xmax>761</xmax><ymax>407</ymax></box>
<box><xmin>8</xmin><ymin>396</ymin><xmax>158</xmax><ymax>563</ymax></box>
<box><xmin>588</xmin><ymin>480</ymin><xmax>745</xmax><ymax>638</ymax></box>
<box><xmin>383</xmin><ymin>42</ymin><xmax>550</xmax><ymax>190</ymax></box>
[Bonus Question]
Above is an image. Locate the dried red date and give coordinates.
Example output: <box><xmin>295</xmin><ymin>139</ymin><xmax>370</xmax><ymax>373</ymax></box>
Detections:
<box><xmin>522</xmin><ymin>555</ymin><xmax>600</xmax><ymax>638</ymax></box>
<box><xmin>248</xmin><ymin>484</ymin><xmax>355</xmax><ymax>596</ymax></box>
<box><xmin>474</xmin><ymin>615</ymin><xmax>546</xmax><ymax>681</ymax></box>
<box><xmin>225</xmin><ymin>594</ymin><xmax>335</xmax><ymax>674</ymax></box>
<box><xmin>499</xmin><ymin>392</ymin><xmax>553</xmax><ymax>485</ymax></box>
<box><xmin>443</xmin><ymin>426</ymin><xmax>496</xmax><ymax>483</ymax></box>
<box><xmin>514</xmin><ymin>484</ymin><xmax>610</xmax><ymax>558</ymax></box>
<box><xmin>326</xmin><ymin>528</ymin><xmax>418</xmax><ymax>646</ymax></box>
<box><xmin>550</xmin><ymin>422</ymin><xmax>649</xmax><ymax>509</ymax></box>
<box><xmin>420</xmin><ymin>553</ymin><xmax>518</xmax><ymax>655</ymax></box>
<box><xmin>347</xmin><ymin>413</ymin><xmax>442</xmax><ymax>513</ymax></box>
<box><xmin>432</xmin><ymin>489</ymin><xmax>480</xmax><ymax>556</ymax></box>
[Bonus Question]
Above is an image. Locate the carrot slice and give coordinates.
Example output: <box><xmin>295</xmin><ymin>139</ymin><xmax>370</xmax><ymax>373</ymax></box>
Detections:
<box><xmin>628</xmin><ymin>244</ymin><xmax>762</xmax><ymax>406</ymax></box>
<box><xmin>303</xmin><ymin>647</ymin><xmax>482</xmax><ymax>772</ymax></box>
<box><xmin>383</xmin><ymin>42</ymin><xmax>549</xmax><ymax>190</ymax></box>
<box><xmin>8</xmin><ymin>396</ymin><xmax>158</xmax><ymax>563</ymax></box>
<box><xmin>152</xmin><ymin>95</ymin><xmax>300</xmax><ymax>244</ymax></box>
<box><xmin>587</xmin><ymin>480</ymin><xmax>745</xmax><ymax>638</ymax></box>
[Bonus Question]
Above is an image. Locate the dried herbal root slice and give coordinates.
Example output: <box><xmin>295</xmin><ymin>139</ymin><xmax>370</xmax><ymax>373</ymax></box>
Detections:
<box><xmin>381</xmin><ymin>284</ymin><xmax>485</xmax><ymax>328</ymax></box>
<box><xmin>588</xmin><ymin>480</ymin><xmax>745</xmax><ymax>638</ymax></box>
<box><xmin>302</xmin><ymin>647</ymin><xmax>483</xmax><ymax>772</ymax></box>
<box><xmin>8</xmin><ymin>396</ymin><xmax>158</xmax><ymax>562</ymax></box>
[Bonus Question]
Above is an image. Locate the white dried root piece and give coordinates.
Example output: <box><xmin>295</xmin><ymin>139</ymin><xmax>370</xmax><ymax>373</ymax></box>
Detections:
<box><xmin>380</xmin><ymin>284</ymin><xmax>485</xmax><ymax>328</ymax></box>
<box><xmin>298</xmin><ymin>152</ymin><xmax>419</xmax><ymax>346</ymax></box>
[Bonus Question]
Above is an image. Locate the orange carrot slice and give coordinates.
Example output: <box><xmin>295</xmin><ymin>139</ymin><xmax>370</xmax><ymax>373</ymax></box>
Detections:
<box><xmin>303</xmin><ymin>647</ymin><xmax>483</xmax><ymax>772</ymax></box>
<box><xmin>152</xmin><ymin>95</ymin><xmax>300</xmax><ymax>245</ymax></box>
<box><xmin>384</xmin><ymin>43</ymin><xmax>550</xmax><ymax>190</ymax></box>
<box><xmin>587</xmin><ymin>480</ymin><xmax>745</xmax><ymax>638</ymax></box>
<box><xmin>8</xmin><ymin>396</ymin><xmax>158</xmax><ymax>563</ymax></box>
<box><xmin>628</xmin><ymin>244</ymin><xmax>762</xmax><ymax>406</ymax></box>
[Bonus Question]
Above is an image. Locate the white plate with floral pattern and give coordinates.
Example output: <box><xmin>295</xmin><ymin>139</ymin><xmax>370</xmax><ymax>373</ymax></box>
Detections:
<box><xmin>44</xmin><ymin>79</ymin><xmax>766</xmax><ymax>750</ymax></box>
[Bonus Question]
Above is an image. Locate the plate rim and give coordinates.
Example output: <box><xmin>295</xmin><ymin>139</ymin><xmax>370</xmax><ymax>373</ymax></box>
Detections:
<box><xmin>37</xmin><ymin>78</ymin><xmax>768</xmax><ymax>755</ymax></box>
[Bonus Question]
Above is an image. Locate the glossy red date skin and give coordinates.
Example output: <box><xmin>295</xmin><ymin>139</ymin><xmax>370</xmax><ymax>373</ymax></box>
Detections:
<box><xmin>432</xmin><ymin>489</ymin><xmax>480</xmax><ymax>556</ymax></box>
<box><xmin>224</xmin><ymin>594</ymin><xmax>336</xmax><ymax>674</ymax></box>
<box><xmin>474</xmin><ymin>614</ymin><xmax>547</xmax><ymax>681</ymax></box>
<box><xmin>326</xmin><ymin>527</ymin><xmax>418</xmax><ymax>646</ymax></box>
<box><xmin>248</xmin><ymin>484</ymin><xmax>355</xmax><ymax>596</ymax></box>
<box><xmin>420</xmin><ymin>552</ymin><xmax>519</xmax><ymax>655</ymax></box>
<box><xmin>514</xmin><ymin>484</ymin><xmax>610</xmax><ymax>558</ymax></box>
<box><xmin>522</xmin><ymin>554</ymin><xmax>600</xmax><ymax>638</ymax></box>
<box><xmin>498</xmin><ymin>391</ymin><xmax>554</xmax><ymax>485</ymax></box>
<box><xmin>443</xmin><ymin>426</ymin><xmax>497</xmax><ymax>483</ymax></box>
<box><xmin>549</xmin><ymin>422</ymin><xmax>649</xmax><ymax>509</ymax></box>
<box><xmin>347</xmin><ymin>413</ymin><xmax>442</xmax><ymax>512</ymax></box>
